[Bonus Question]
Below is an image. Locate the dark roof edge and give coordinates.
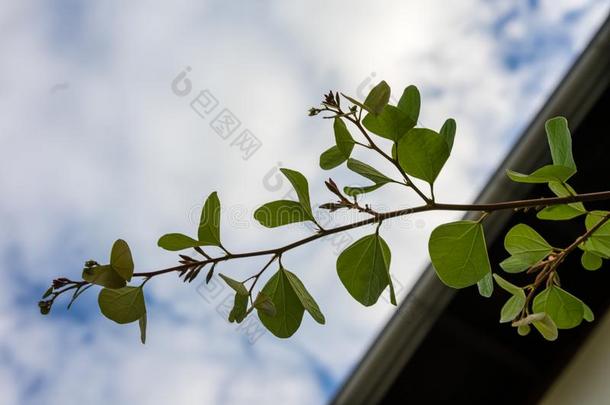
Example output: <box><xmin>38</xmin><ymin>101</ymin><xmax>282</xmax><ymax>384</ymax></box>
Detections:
<box><xmin>332</xmin><ymin>13</ymin><xmax>610</xmax><ymax>405</ymax></box>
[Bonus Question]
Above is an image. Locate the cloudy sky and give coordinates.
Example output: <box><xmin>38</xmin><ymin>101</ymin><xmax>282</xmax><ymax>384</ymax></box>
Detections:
<box><xmin>1</xmin><ymin>1</ymin><xmax>609</xmax><ymax>404</ymax></box>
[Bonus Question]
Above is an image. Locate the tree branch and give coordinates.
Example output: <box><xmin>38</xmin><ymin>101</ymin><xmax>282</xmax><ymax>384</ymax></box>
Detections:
<box><xmin>129</xmin><ymin>190</ymin><xmax>610</xmax><ymax>281</ymax></box>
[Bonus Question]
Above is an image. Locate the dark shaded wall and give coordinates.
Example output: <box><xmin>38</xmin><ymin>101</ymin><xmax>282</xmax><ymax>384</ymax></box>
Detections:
<box><xmin>381</xmin><ymin>81</ymin><xmax>610</xmax><ymax>405</ymax></box>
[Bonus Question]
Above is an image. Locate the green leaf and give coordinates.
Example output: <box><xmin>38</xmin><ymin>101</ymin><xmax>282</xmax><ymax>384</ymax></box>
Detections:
<box><xmin>428</xmin><ymin>221</ymin><xmax>491</xmax><ymax>289</ymax></box>
<box><xmin>546</xmin><ymin>117</ymin><xmax>576</xmax><ymax>171</ymax></box>
<box><xmin>549</xmin><ymin>181</ymin><xmax>580</xmax><ymax>198</ymax></box>
<box><xmin>583</xmin><ymin>303</ymin><xmax>594</xmax><ymax>322</ymax></box>
<box><xmin>319</xmin><ymin>146</ymin><xmax>347</xmax><ymax>170</ymax></box>
<box><xmin>334</xmin><ymin>118</ymin><xmax>355</xmax><ymax>157</ymax></box>
<box><xmin>362</xmin><ymin>105</ymin><xmax>415</xmax><ymax>141</ymax></box>
<box><xmin>253</xmin><ymin>292</ymin><xmax>276</xmax><ymax>317</ymax></box>
<box><xmin>537</xmin><ymin>204</ymin><xmax>586</xmax><ymax>221</ymax></box>
<box><xmin>582</xmin><ymin>211</ymin><xmax>610</xmax><ymax>258</ymax></box>
<box><xmin>280</xmin><ymin>168</ymin><xmax>313</xmax><ymax>219</ymax></box>
<box><xmin>533</xmin><ymin>286</ymin><xmax>584</xmax><ymax>329</ymax></box>
<box><xmin>219</xmin><ymin>273</ymin><xmax>248</xmax><ymax>296</ymax></box>
<box><xmin>336</xmin><ymin>234</ymin><xmax>395</xmax><ymax>306</ymax></box>
<box><xmin>258</xmin><ymin>269</ymin><xmax>304</xmax><ymax>338</ymax></box>
<box><xmin>98</xmin><ymin>286</ymin><xmax>146</xmax><ymax>324</ymax></box>
<box><xmin>283</xmin><ymin>269</ymin><xmax>325</xmax><ymax>324</ymax></box>
<box><xmin>110</xmin><ymin>239</ymin><xmax>134</xmax><ymax>281</ymax></box>
<box><xmin>493</xmin><ymin>274</ymin><xmax>524</xmax><ymax>296</ymax></box>
<box><xmin>198</xmin><ymin>192</ymin><xmax>221</xmax><ymax>246</ymax></box>
<box><xmin>498</xmin><ymin>256</ymin><xmax>530</xmax><ymax>273</ymax></box>
<box><xmin>42</xmin><ymin>286</ymin><xmax>53</xmax><ymax>299</ymax></box>
<box><xmin>493</xmin><ymin>275</ymin><xmax>526</xmax><ymax>323</ymax></box>
<box><xmin>254</xmin><ymin>200</ymin><xmax>312</xmax><ymax>227</ymax></box>
<box><xmin>500</xmin><ymin>224</ymin><xmax>553</xmax><ymax>273</ymax></box>
<box><xmin>506</xmin><ymin>164</ymin><xmax>575</xmax><ymax>184</ymax></box>
<box><xmin>581</xmin><ymin>251</ymin><xmax>603</xmax><ymax>271</ymax></box>
<box><xmin>501</xmin><ymin>294</ymin><xmax>526</xmax><ymax>323</ymax></box>
<box><xmin>139</xmin><ymin>313</ymin><xmax>147</xmax><ymax>344</ymax></box>
<box><xmin>477</xmin><ymin>272</ymin><xmax>494</xmax><ymax>298</ymax></box>
<box><xmin>517</xmin><ymin>324</ymin><xmax>531</xmax><ymax>336</ymax></box>
<box><xmin>157</xmin><ymin>233</ymin><xmax>203</xmax><ymax>251</ymax></box>
<box><xmin>228</xmin><ymin>293</ymin><xmax>248</xmax><ymax>323</ymax></box>
<box><xmin>346</xmin><ymin>158</ymin><xmax>393</xmax><ymax>185</ymax></box>
<box><xmin>439</xmin><ymin>118</ymin><xmax>456</xmax><ymax>153</ymax></box>
<box><xmin>397</xmin><ymin>128</ymin><xmax>449</xmax><ymax>184</ymax></box>
<box><xmin>397</xmin><ymin>85</ymin><xmax>420</xmax><ymax>124</ymax></box>
<box><xmin>343</xmin><ymin>184</ymin><xmax>385</xmax><ymax>197</ymax></box>
<box><xmin>343</xmin><ymin>158</ymin><xmax>393</xmax><ymax>196</ymax></box>
<box><xmin>537</xmin><ymin>182</ymin><xmax>586</xmax><ymax>220</ymax></box>
<box><xmin>82</xmin><ymin>265</ymin><xmax>126</xmax><ymax>289</ymax></box>
<box><xmin>532</xmin><ymin>313</ymin><xmax>559</xmax><ymax>341</ymax></box>
<box><xmin>507</xmin><ymin>117</ymin><xmax>576</xmax><ymax>186</ymax></box>
<box><xmin>363</xmin><ymin>80</ymin><xmax>391</xmax><ymax>115</ymax></box>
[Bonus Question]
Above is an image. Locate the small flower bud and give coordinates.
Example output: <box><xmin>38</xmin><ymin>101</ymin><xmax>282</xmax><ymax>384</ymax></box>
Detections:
<box><xmin>38</xmin><ymin>300</ymin><xmax>53</xmax><ymax>315</ymax></box>
<box><xmin>308</xmin><ymin>107</ymin><xmax>320</xmax><ymax>116</ymax></box>
<box><xmin>52</xmin><ymin>278</ymin><xmax>70</xmax><ymax>289</ymax></box>
<box><xmin>323</xmin><ymin>91</ymin><xmax>336</xmax><ymax>106</ymax></box>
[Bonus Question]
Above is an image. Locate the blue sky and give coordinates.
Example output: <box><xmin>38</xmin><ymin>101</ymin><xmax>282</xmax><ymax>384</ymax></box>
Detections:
<box><xmin>1</xmin><ymin>1</ymin><xmax>609</xmax><ymax>404</ymax></box>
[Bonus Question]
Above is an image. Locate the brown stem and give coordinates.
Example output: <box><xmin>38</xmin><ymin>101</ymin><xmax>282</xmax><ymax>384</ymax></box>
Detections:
<box><xmin>521</xmin><ymin>211</ymin><xmax>610</xmax><ymax>316</ymax></box>
<box><xmin>129</xmin><ymin>191</ymin><xmax>610</xmax><ymax>281</ymax></box>
<box><xmin>562</xmin><ymin>212</ymin><xmax>610</xmax><ymax>256</ymax></box>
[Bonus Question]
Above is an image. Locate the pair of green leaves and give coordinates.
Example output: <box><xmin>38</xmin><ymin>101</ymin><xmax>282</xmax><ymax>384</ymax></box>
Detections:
<box><xmin>361</xmin><ymin>85</ymin><xmax>419</xmax><ymax>142</ymax></box>
<box><xmin>320</xmin><ymin>118</ymin><xmax>356</xmax><ymax>170</ymax></box>
<box><xmin>495</xmin><ymin>272</ymin><xmax>593</xmax><ymax>340</ymax></box>
<box><xmin>83</xmin><ymin>239</ymin><xmax>134</xmax><ymax>288</ymax></box>
<box><xmin>343</xmin><ymin>158</ymin><xmax>394</xmax><ymax>196</ymax></box>
<box><xmin>158</xmin><ymin>192</ymin><xmax>222</xmax><ymax>251</ymax></box>
<box><xmin>393</xmin><ymin>118</ymin><xmax>456</xmax><ymax>187</ymax></box>
<box><xmin>219</xmin><ymin>273</ymin><xmax>251</xmax><ymax>323</ymax></box>
<box><xmin>532</xmin><ymin>285</ymin><xmax>593</xmax><ymax>330</ymax></box>
<box><xmin>507</xmin><ymin>117</ymin><xmax>576</xmax><ymax>184</ymax></box>
<box><xmin>395</xmin><ymin>117</ymin><xmax>456</xmax><ymax>185</ymax></box>
<box><xmin>513</xmin><ymin>313</ymin><xmax>559</xmax><ymax>341</ymax></box>
<box><xmin>500</xmin><ymin>224</ymin><xmax>554</xmax><ymax>273</ymax></box>
<box><xmin>500</xmin><ymin>214</ymin><xmax>605</xmax><ymax>276</ymax></box>
<box><xmin>581</xmin><ymin>211</ymin><xmax>610</xmax><ymax>257</ymax></box>
<box><xmin>396</xmin><ymin>128</ymin><xmax>451</xmax><ymax>185</ymax></box>
<box><xmin>219</xmin><ymin>273</ymin><xmax>278</xmax><ymax>324</ymax></box>
<box><xmin>429</xmin><ymin>220</ymin><xmax>491</xmax><ymax>289</ymax></box>
<box><xmin>254</xmin><ymin>168</ymin><xmax>315</xmax><ymax>228</ymax></box>
<box><xmin>321</xmin><ymin>84</ymin><xmax>422</xmax><ymax>170</ymax></box>
<box><xmin>258</xmin><ymin>267</ymin><xmax>325</xmax><ymax>338</ymax></box>
<box><xmin>81</xmin><ymin>239</ymin><xmax>147</xmax><ymax>343</ymax></box>
<box><xmin>336</xmin><ymin>233</ymin><xmax>396</xmax><ymax>306</ymax></box>
<box><xmin>337</xmin><ymin>83</ymin><xmax>456</xmax><ymax>187</ymax></box>
<box><xmin>580</xmin><ymin>211</ymin><xmax>610</xmax><ymax>270</ymax></box>
<box><xmin>362</xmin><ymin>84</ymin><xmax>454</xmax><ymax>185</ymax></box>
